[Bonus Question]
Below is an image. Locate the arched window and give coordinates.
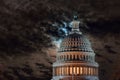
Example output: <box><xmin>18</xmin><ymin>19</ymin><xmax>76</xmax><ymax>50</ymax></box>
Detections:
<box><xmin>66</xmin><ymin>55</ymin><xmax>68</xmax><ymax>60</ymax></box>
<box><xmin>77</xmin><ymin>55</ymin><xmax>79</xmax><ymax>60</ymax></box>
<box><xmin>75</xmin><ymin>55</ymin><xmax>77</xmax><ymax>60</ymax></box>
<box><xmin>73</xmin><ymin>55</ymin><xmax>75</xmax><ymax>60</ymax></box>
<box><xmin>62</xmin><ymin>55</ymin><xmax>64</xmax><ymax>61</ymax></box>
<box><xmin>88</xmin><ymin>56</ymin><xmax>90</xmax><ymax>61</ymax></box>
<box><xmin>91</xmin><ymin>56</ymin><xmax>93</xmax><ymax>61</ymax></box>
<box><xmin>68</xmin><ymin>55</ymin><xmax>69</xmax><ymax>60</ymax></box>
<box><xmin>79</xmin><ymin>55</ymin><xmax>81</xmax><ymax>60</ymax></box>
<box><xmin>84</xmin><ymin>55</ymin><xmax>86</xmax><ymax>61</ymax></box>
<box><xmin>86</xmin><ymin>55</ymin><xmax>88</xmax><ymax>61</ymax></box>
<box><xmin>64</xmin><ymin>55</ymin><xmax>66</xmax><ymax>60</ymax></box>
<box><xmin>81</xmin><ymin>55</ymin><xmax>83</xmax><ymax>60</ymax></box>
<box><xmin>83</xmin><ymin>55</ymin><xmax>85</xmax><ymax>60</ymax></box>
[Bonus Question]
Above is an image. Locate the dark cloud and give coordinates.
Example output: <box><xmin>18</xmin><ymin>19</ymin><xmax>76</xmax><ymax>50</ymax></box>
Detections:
<box><xmin>0</xmin><ymin>0</ymin><xmax>119</xmax><ymax>80</ymax></box>
<box><xmin>104</xmin><ymin>45</ymin><xmax>117</xmax><ymax>54</ymax></box>
<box><xmin>0</xmin><ymin>0</ymin><xmax>119</xmax><ymax>55</ymax></box>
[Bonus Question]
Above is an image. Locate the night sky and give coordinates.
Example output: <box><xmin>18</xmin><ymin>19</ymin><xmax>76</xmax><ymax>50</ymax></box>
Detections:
<box><xmin>0</xmin><ymin>0</ymin><xmax>120</xmax><ymax>80</ymax></box>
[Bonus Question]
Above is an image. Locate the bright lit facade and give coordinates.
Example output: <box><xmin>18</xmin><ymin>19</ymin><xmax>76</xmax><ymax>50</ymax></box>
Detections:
<box><xmin>51</xmin><ymin>18</ymin><xmax>99</xmax><ymax>80</ymax></box>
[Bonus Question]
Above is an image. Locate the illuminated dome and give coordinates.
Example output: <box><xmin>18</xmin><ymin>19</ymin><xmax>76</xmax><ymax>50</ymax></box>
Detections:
<box><xmin>59</xmin><ymin>33</ymin><xmax>93</xmax><ymax>52</ymax></box>
<box><xmin>51</xmin><ymin>17</ymin><xmax>99</xmax><ymax>80</ymax></box>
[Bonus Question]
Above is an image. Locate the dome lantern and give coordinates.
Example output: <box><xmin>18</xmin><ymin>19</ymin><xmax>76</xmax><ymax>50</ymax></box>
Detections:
<box><xmin>70</xmin><ymin>16</ymin><xmax>82</xmax><ymax>34</ymax></box>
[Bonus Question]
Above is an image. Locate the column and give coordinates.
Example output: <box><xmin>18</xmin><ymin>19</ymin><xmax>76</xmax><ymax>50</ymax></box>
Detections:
<box><xmin>88</xmin><ymin>67</ymin><xmax>90</xmax><ymax>75</ymax></box>
<box><xmin>83</xmin><ymin>67</ymin><xmax>85</xmax><ymax>75</ymax></box>
<box><xmin>68</xmin><ymin>66</ymin><xmax>70</xmax><ymax>75</ymax></box>
<box><xmin>63</xmin><ymin>66</ymin><xmax>64</xmax><ymax>76</ymax></box>
<box><xmin>91</xmin><ymin>67</ymin><xmax>93</xmax><ymax>76</ymax></box>
<box><xmin>80</xmin><ymin>67</ymin><xmax>82</xmax><ymax>75</ymax></box>
<box><xmin>66</xmin><ymin>66</ymin><xmax>68</xmax><ymax>76</ymax></box>
<box><xmin>90</xmin><ymin>67</ymin><xmax>92</xmax><ymax>76</ymax></box>
<box><xmin>79</xmin><ymin>67</ymin><xmax>81</xmax><ymax>75</ymax></box>
<box><xmin>73</xmin><ymin>66</ymin><xmax>76</xmax><ymax>75</ymax></box>
<box><xmin>65</xmin><ymin>66</ymin><xmax>67</xmax><ymax>76</ymax></box>
<box><xmin>59</xmin><ymin>66</ymin><xmax>61</xmax><ymax>76</ymax></box>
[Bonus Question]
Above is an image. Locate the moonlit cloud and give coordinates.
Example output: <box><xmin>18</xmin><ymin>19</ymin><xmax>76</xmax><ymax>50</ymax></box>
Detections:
<box><xmin>0</xmin><ymin>0</ymin><xmax>119</xmax><ymax>80</ymax></box>
<box><xmin>52</xmin><ymin>38</ymin><xmax>62</xmax><ymax>48</ymax></box>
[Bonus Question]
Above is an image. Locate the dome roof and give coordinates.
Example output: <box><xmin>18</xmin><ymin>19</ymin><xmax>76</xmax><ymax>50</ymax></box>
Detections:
<box><xmin>58</xmin><ymin>18</ymin><xmax>93</xmax><ymax>53</ymax></box>
<box><xmin>58</xmin><ymin>33</ymin><xmax>93</xmax><ymax>52</ymax></box>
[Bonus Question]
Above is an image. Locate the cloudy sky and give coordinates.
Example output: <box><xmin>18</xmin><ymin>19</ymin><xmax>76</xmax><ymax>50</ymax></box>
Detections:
<box><xmin>0</xmin><ymin>0</ymin><xmax>120</xmax><ymax>80</ymax></box>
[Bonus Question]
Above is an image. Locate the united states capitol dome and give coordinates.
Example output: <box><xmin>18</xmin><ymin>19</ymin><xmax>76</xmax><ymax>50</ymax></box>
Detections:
<box><xmin>51</xmin><ymin>16</ymin><xmax>99</xmax><ymax>80</ymax></box>
<box><xmin>58</xmin><ymin>20</ymin><xmax>93</xmax><ymax>53</ymax></box>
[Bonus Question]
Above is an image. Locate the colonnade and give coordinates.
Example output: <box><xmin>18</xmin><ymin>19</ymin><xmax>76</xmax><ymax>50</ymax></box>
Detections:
<box><xmin>57</xmin><ymin>54</ymin><xmax>94</xmax><ymax>62</ymax></box>
<box><xmin>53</xmin><ymin>66</ymin><xmax>98</xmax><ymax>76</ymax></box>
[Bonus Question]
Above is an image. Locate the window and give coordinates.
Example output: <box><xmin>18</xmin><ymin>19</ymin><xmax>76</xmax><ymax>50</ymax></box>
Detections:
<box><xmin>83</xmin><ymin>55</ymin><xmax>85</xmax><ymax>60</ymax></box>
<box><xmin>77</xmin><ymin>67</ymin><xmax>79</xmax><ymax>75</ymax></box>
<box><xmin>77</xmin><ymin>55</ymin><xmax>79</xmax><ymax>60</ymax></box>
<box><xmin>73</xmin><ymin>55</ymin><xmax>75</xmax><ymax>60</ymax></box>
<box><xmin>70</xmin><ymin>67</ymin><xmax>73</xmax><ymax>75</ymax></box>
<box><xmin>67</xmin><ymin>55</ymin><xmax>68</xmax><ymax>60</ymax></box>
<box><xmin>80</xmin><ymin>67</ymin><xmax>82</xmax><ymax>75</ymax></box>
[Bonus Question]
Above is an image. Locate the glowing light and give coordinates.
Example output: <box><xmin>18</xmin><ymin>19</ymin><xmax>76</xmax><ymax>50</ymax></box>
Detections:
<box><xmin>60</xmin><ymin>27</ymin><xmax>68</xmax><ymax>35</ymax></box>
<box><xmin>52</xmin><ymin>38</ymin><xmax>62</xmax><ymax>48</ymax></box>
<box><xmin>70</xmin><ymin>67</ymin><xmax>72</xmax><ymax>75</ymax></box>
<box><xmin>63</xmin><ymin>22</ymin><xmax>67</xmax><ymax>27</ymax></box>
<box><xmin>80</xmin><ymin>67</ymin><xmax>82</xmax><ymax>74</ymax></box>
<box><xmin>52</xmin><ymin>21</ymin><xmax>69</xmax><ymax>36</ymax></box>
<box><xmin>77</xmin><ymin>67</ymin><xmax>79</xmax><ymax>75</ymax></box>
